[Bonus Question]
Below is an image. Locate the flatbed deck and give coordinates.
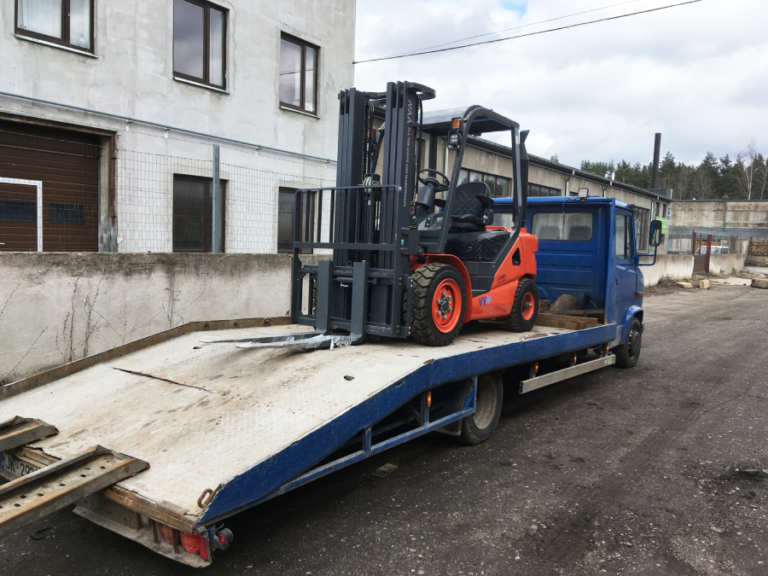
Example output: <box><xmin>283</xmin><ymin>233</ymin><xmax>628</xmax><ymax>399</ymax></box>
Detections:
<box><xmin>0</xmin><ymin>320</ymin><xmax>616</xmax><ymax>563</ymax></box>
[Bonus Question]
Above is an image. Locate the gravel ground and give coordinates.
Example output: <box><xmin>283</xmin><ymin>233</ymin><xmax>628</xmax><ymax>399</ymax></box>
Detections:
<box><xmin>1</xmin><ymin>285</ymin><xmax>767</xmax><ymax>575</ymax></box>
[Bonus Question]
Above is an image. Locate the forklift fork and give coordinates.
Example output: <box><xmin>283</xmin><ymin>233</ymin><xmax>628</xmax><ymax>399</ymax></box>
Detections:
<box><xmin>202</xmin><ymin>261</ymin><xmax>369</xmax><ymax>351</ymax></box>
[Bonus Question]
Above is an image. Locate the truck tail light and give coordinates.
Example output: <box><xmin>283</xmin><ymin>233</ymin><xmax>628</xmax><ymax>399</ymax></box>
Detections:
<box><xmin>158</xmin><ymin>523</ymin><xmax>175</xmax><ymax>545</ymax></box>
<box><xmin>158</xmin><ymin>523</ymin><xmax>210</xmax><ymax>560</ymax></box>
<box><xmin>181</xmin><ymin>531</ymin><xmax>201</xmax><ymax>555</ymax></box>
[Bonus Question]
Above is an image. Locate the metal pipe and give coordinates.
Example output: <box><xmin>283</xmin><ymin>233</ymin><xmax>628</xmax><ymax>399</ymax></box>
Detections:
<box><xmin>211</xmin><ymin>144</ymin><xmax>222</xmax><ymax>253</ymax></box>
<box><xmin>0</xmin><ymin>90</ymin><xmax>337</xmax><ymax>164</ymax></box>
<box><xmin>651</xmin><ymin>133</ymin><xmax>662</xmax><ymax>189</ymax></box>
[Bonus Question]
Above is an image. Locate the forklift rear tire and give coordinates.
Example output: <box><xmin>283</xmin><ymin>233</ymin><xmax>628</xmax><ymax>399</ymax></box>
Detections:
<box><xmin>411</xmin><ymin>264</ymin><xmax>467</xmax><ymax>347</ymax></box>
<box><xmin>459</xmin><ymin>372</ymin><xmax>503</xmax><ymax>446</ymax></box>
<box><xmin>615</xmin><ymin>318</ymin><xmax>642</xmax><ymax>368</ymax></box>
<box><xmin>504</xmin><ymin>278</ymin><xmax>539</xmax><ymax>332</ymax></box>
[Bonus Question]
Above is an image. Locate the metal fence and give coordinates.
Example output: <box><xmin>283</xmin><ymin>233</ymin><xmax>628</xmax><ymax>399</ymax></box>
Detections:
<box><xmin>117</xmin><ymin>149</ymin><xmax>334</xmax><ymax>253</ymax></box>
<box><xmin>667</xmin><ymin>228</ymin><xmax>747</xmax><ymax>255</ymax></box>
<box><xmin>0</xmin><ymin>123</ymin><xmax>337</xmax><ymax>254</ymax></box>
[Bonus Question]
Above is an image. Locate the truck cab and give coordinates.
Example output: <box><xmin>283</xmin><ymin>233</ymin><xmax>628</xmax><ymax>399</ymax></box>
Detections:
<box><xmin>495</xmin><ymin>196</ymin><xmax>656</xmax><ymax>366</ymax></box>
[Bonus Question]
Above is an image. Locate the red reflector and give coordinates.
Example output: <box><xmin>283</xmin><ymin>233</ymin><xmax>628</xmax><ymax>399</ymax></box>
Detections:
<box><xmin>637</xmin><ymin>291</ymin><xmax>643</xmax><ymax>296</ymax></box>
<box><xmin>199</xmin><ymin>534</ymin><xmax>210</xmax><ymax>561</ymax></box>
<box><xmin>219</xmin><ymin>533</ymin><xmax>227</xmax><ymax>545</ymax></box>
<box><xmin>158</xmin><ymin>523</ymin><xmax>175</xmax><ymax>545</ymax></box>
<box><xmin>181</xmin><ymin>531</ymin><xmax>201</xmax><ymax>555</ymax></box>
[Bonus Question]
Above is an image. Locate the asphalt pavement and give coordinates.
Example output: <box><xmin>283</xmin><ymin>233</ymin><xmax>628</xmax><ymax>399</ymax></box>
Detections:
<box><xmin>1</xmin><ymin>284</ymin><xmax>767</xmax><ymax>575</ymax></box>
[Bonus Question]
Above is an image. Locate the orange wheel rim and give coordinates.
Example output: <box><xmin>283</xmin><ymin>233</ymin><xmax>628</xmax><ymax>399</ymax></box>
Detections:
<box><xmin>521</xmin><ymin>292</ymin><xmax>535</xmax><ymax>321</ymax></box>
<box><xmin>432</xmin><ymin>279</ymin><xmax>462</xmax><ymax>333</ymax></box>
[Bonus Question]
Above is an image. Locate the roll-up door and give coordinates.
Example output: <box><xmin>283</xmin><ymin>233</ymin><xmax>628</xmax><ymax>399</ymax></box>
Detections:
<box><xmin>0</xmin><ymin>121</ymin><xmax>101</xmax><ymax>252</ymax></box>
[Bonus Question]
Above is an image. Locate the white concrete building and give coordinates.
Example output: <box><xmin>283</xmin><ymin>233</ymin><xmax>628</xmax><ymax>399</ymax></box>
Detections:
<box><xmin>0</xmin><ymin>0</ymin><xmax>355</xmax><ymax>253</ymax></box>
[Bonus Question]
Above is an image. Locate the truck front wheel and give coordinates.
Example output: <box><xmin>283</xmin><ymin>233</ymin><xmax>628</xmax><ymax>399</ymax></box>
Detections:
<box><xmin>459</xmin><ymin>372</ymin><xmax>503</xmax><ymax>445</ymax></box>
<box><xmin>615</xmin><ymin>318</ymin><xmax>642</xmax><ymax>368</ymax></box>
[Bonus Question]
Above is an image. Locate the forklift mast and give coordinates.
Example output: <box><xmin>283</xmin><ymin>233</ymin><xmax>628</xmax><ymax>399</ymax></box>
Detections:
<box><xmin>219</xmin><ymin>80</ymin><xmax>530</xmax><ymax>350</ymax></box>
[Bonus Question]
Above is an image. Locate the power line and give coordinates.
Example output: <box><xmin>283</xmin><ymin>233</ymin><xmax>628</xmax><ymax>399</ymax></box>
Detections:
<box><xmin>380</xmin><ymin>0</ymin><xmax>650</xmax><ymax>60</ymax></box>
<box><xmin>354</xmin><ymin>0</ymin><xmax>702</xmax><ymax>65</ymax></box>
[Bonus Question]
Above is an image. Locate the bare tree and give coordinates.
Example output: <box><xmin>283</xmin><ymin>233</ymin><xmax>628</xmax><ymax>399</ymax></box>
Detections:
<box><xmin>736</xmin><ymin>141</ymin><xmax>760</xmax><ymax>199</ymax></box>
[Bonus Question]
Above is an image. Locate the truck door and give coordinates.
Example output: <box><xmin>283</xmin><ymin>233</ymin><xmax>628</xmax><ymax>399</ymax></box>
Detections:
<box><xmin>613</xmin><ymin>210</ymin><xmax>641</xmax><ymax>316</ymax></box>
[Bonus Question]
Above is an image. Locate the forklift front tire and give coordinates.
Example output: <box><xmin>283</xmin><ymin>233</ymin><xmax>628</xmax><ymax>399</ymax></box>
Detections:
<box><xmin>504</xmin><ymin>278</ymin><xmax>539</xmax><ymax>332</ymax></box>
<box><xmin>411</xmin><ymin>264</ymin><xmax>467</xmax><ymax>347</ymax></box>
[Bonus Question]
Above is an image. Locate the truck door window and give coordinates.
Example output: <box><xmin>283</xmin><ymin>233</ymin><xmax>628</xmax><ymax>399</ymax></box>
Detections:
<box><xmin>531</xmin><ymin>212</ymin><xmax>593</xmax><ymax>241</ymax></box>
<box><xmin>615</xmin><ymin>214</ymin><xmax>633</xmax><ymax>262</ymax></box>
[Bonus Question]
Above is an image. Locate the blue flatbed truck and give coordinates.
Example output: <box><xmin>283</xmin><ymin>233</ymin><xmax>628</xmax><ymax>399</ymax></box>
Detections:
<box><xmin>0</xmin><ymin>196</ymin><xmax>661</xmax><ymax>567</ymax></box>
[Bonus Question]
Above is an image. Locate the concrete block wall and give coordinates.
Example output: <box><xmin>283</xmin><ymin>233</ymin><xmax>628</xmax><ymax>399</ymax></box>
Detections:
<box><xmin>642</xmin><ymin>255</ymin><xmax>694</xmax><ymax>287</ymax></box>
<box><xmin>0</xmin><ymin>253</ymin><xmax>307</xmax><ymax>384</ymax></box>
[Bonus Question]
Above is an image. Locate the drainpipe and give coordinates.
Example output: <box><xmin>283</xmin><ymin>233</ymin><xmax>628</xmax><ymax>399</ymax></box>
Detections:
<box><xmin>564</xmin><ymin>170</ymin><xmax>574</xmax><ymax>196</ymax></box>
<box><xmin>722</xmin><ymin>200</ymin><xmax>727</xmax><ymax>229</ymax></box>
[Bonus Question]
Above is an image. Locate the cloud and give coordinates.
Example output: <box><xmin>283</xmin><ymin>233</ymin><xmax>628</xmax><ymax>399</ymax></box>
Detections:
<box><xmin>354</xmin><ymin>0</ymin><xmax>768</xmax><ymax>167</ymax></box>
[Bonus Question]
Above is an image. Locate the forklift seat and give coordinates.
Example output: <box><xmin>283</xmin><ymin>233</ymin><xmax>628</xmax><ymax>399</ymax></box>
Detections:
<box><xmin>449</xmin><ymin>182</ymin><xmax>494</xmax><ymax>233</ymax></box>
<box><xmin>445</xmin><ymin>182</ymin><xmax>509</xmax><ymax>262</ymax></box>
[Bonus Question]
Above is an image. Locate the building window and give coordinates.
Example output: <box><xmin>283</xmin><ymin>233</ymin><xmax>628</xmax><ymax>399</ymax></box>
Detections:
<box><xmin>634</xmin><ymin>206</ymin><xmax>650</xmax><ymax>252</ymax></box>
<box><xmin>278</xmin><ymin>187</ymin><xmax>315</xmax><ymax>253</ymax></box>
<box><xmin>528</xmin><ymin>183</ymin><xmax>560</xmax><ymax>197</ymax></box>
<box><xmin>16</xmin><ymin>0</ymin><xmax>94</xmax><ymax>52</ymax></box>
<box><xmin>615</xmin><ymin>214</ymin><xmax>634</xmax><ymax>262</ymax></box>
<box><xmin>279</xmin><ymin>34</ymin><xmax>318</xmax><ymax>114</ymax></box>
<box><xmin>173</xmin><ymin>0</ymin><xmax>227</xmax><ymax>89</ymax></box>
<box><xmin>457</xmin><ymin>169</ymin><xmax>511</xmax><ymax>198</ymax></box>
<box><xmin>173</xmin><ymin>175</ymin><xmax>225</xmax><ymax>252</ymax></box>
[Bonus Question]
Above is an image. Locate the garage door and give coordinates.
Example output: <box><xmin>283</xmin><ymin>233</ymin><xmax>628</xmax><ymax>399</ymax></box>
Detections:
<box><xmin>0</xmin><ymin>121</ymin><xmax>101</xmax><ymax>252</ymax></box>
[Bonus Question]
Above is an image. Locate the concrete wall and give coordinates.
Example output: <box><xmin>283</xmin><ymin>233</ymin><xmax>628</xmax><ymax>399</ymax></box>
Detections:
<box><xmin>709</xmin><ymin>253</ymin><xmax>747</xmax><ymax>275</ymax></box>
<box><xmin>641</xmin><ymin>253</ymin><xmax>747</xmax><ymax>286</ymax></box>
<box><xmin>672</xmin><ymin>201</ymin><xmax>768</xmax><ymax>231</ymax></box>
<box><xmin>642</xmin><ymin>255</ymin><xmax>694</xmax><ymax>287</ymax></box>
<box><xmin>0</xmin><ymin>253</ymin><xmax>307</xmax><ymax>384</ymax></box>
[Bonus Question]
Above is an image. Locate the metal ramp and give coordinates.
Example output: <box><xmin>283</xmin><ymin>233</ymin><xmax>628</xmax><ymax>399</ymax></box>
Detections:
<box><xmin>0</xmin><ymin>445</ymin><xmax>149</xmax><ymax>538</ymax></box>
<box><xmin>0</xmin><ymin>416</ymin><xmax>58</xmax><ymax>453</ymax></box>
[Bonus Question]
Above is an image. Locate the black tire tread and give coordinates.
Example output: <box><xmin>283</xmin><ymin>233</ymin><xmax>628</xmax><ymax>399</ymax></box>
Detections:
<box><xmin>504</xmin><ymin>278</ymin><xmax>539</xmax><ymax>332</ymax></box>
<box><xmin>410</xmin><ymin>264</ymin><xmax>465</xmax><ymax>347</ymax></box>
<box><xmin>615</xmin><ymin>318</ymin><xmax>642</xmax><ymax>368</ymax></box>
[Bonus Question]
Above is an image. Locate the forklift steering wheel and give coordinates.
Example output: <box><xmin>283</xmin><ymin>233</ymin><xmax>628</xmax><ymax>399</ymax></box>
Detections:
<box><xmin>418</xmin><ymin>169</ymin><xmax>451</xmax><ymax>192</ymax></box>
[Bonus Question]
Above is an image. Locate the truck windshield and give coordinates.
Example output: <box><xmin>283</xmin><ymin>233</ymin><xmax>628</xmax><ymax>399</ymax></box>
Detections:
<box><xmin>531</xmin><ymin>212</ymin><xmax>593</xmax><ymax>241</ymax></box>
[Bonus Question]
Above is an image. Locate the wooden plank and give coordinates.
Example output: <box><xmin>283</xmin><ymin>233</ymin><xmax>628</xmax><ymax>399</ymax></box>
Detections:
<box><xmin>0</xmin><ymin>316</ymin><xmax>292</xmax><ymax>401</ymax></box>
<box><xmin>535</xmin><ymin>313</ymin><xmax>598</xmax><ymax>331</ymax></box>
<box><xmin>547</xmin><ymin>309</ymin><xmax>605</xmax><ymax>318</ymax></box>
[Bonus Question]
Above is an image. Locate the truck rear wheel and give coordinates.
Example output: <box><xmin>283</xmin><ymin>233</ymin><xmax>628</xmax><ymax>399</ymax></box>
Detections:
<box><xmin>615</xmin><ymin>318</ymin><xmax>642</xmax><ymax>368</ymax></box>
<box><xmin>459</xmin><ymin>372</ymin><xmax>503</xmax><ymax>445</ymax></box>
<box><xmin>411</xmin><ymin>264</ymin><xmax>467</xmax><ymax>347</ymax></box>
<box><xmin>504</xmin><ymin>278</ymin><xmax>539</xmax><ymax>332</ymax></box>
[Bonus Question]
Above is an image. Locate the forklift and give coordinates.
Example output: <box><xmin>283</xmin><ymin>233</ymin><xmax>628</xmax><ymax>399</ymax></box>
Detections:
<box><xmin>213</xmin><ymin>81</ymin><xmax>539</xmax><ymax>350</ymax></box>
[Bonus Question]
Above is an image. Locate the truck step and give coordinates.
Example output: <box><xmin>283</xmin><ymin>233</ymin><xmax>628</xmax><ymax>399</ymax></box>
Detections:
<box><xmin>520</xmin><ymin>354</ymin><xmax>616</xmax><ymax>394</ymax></box>
<box><xmin>0</xmin><ymin>417</ymin><xmax>58</xmax><ymax>454</ymax></box>
<box><xmin>0</xmin><ymin>446</ymin><xmax>149</xmax><ymax>538</ymax></box>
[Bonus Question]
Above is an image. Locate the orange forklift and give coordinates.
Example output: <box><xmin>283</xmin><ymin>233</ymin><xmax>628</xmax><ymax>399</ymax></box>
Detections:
<box><xmin>223</xmin><ymin>81</ymin><xmax>539</xmax><ymax>350</ymax></box>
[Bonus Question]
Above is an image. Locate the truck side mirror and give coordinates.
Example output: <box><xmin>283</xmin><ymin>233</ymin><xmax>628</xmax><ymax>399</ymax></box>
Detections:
<box><xmin>649</xmin><ymin>220</ymin><xmax>663</xmax><ymax>248</ymax></box>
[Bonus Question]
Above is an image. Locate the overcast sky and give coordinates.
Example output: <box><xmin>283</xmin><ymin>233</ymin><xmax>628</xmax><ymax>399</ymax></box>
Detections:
<box><xmin>353</xmin><ymin>0</ymin><xmax>768</xmax><ymax>169</ymax></box>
